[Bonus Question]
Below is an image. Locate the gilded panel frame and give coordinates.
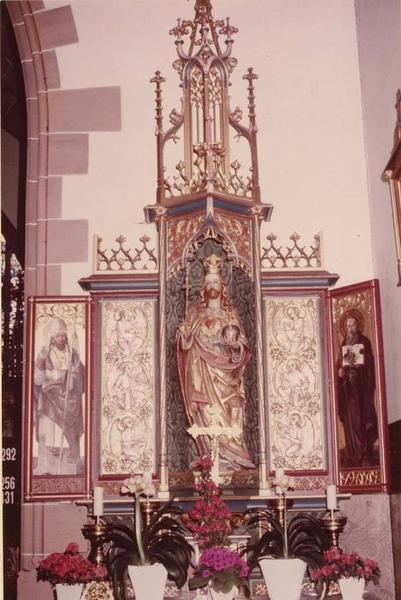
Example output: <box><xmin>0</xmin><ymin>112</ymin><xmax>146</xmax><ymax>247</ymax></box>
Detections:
<box><xmin>24</xmin><ymin>296</ymin><xmax>91</xmax><ymax>501</ymax></box>
<box><xmin>92</xmin><ymin>293</ymin><xmax>159</xmax><ymax>484</ymax></box>
<box><xmin>263</xmin><ymin>290</ymin><xmax>333</xmax><ymax>487</ymax></box>
<box><xmin>329</xmin><ymin>279</ymin><xmax>390</xmax><ymax>492</ymax></box>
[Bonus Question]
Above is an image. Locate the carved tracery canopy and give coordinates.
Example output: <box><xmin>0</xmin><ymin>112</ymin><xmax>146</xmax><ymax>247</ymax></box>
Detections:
<box><xmin>151</xmin><ymin>0</ymin><xmax>261</xmax><ymax>205</ymax></box>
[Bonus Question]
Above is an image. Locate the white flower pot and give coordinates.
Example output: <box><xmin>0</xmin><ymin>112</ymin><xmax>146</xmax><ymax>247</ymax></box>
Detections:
<box><xmin>259</xmin><ymin>557</ymin><xmax>305</xmax><ymax>600</ymax></box>
<box><xmin>128</xmin><ymin>563</ymin><xmax>167</xmax><ymax>600</ymax></box>
<box><xmin>339</xmin><ymin>577</ymin><xmax>365</xmax><ymax>600</ymax></box>
<box><xmin>55</xmin><ymin>583</ymin><xmax>84</xmax><ymax>600</ymax></box>
<box><xmin>209</xmin><ymin>584</ymin><xmax>238</xmax><ymax>599</ymax></box>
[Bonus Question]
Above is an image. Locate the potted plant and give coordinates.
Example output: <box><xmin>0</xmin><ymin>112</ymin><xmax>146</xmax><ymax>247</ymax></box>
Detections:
<box><xmin>190</xmin><ymin>546</ymin><xmax>249</xmax><ymax>599</ymax></box>
<box><xmin>36</xmin><ymin>542</ymin><xmax>108</xmax><ymax>600</ymax></box>
<box><xmin>103</xmin><ymin>473</ymin><xmax>192</xmax><ymax>600</ymax></box>
<box><xmin>311</xmin><ymin>547</ymin><xmax>380</xmax><ymax>600</ymax></box>
<box><xmin>245</xmin><ymin>469</ymin><xmax>330</xmax><ymax>600</ymax></box>
<box><xmin>185</xmin><ymin>456</ymin><xmax>250</xmax><ymax>600</ymax></box>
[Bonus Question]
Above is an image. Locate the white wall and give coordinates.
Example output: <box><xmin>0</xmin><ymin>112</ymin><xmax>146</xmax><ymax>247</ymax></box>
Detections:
<box><xmin>355</xmin><ymin>0</ymin><xmax>401</xmax><ymax>423</ymax></box>
<box><xmin>49</xmin><ymin>0</ymin><xmax>401</xmax><ymax>420</ymax></box>
<box><xmin>46</xmin><ymin>0</ymin><xmax>374</xmax><ymax>291</ymax></box>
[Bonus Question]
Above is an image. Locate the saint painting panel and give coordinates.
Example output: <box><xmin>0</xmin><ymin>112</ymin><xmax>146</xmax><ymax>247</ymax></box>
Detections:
<box><xmin>25</xmin><ymin>297</ymin><xmax>91</xmax><ymax>500</ymax></box>
<box><xmin>329</xmin><ymin>279</ymin><xmax>390</xmax><ymax>492</ymax></box>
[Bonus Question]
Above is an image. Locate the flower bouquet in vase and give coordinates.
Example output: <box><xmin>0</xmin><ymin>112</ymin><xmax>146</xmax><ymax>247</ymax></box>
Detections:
<box><xmin>103</xmin><ymin>472</ymin><xmax>192</xmax><ymax>600</ymax></box>
<box><xmin>245</xmin><ymin>469</ymin><xmax>330</xmax><ymax>600</ymax></box>
<box><xmin>311</xmin><ymin>547</ymin><xmax>380</xmax><ymax>600</ymax></box>
<box><xmin>185</xmin><ymin>456</ymin><xmax>249</xmax><ymax>600</ymax></box>
<box><xmin>36</xmin><ymin>542</ymin><xmax>108</xmax><ymax>600</ymax></box>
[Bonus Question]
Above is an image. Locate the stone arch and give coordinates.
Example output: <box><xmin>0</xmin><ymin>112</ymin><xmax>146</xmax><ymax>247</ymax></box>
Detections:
<box><xmin>6</xmin><ymin>0</ymin><xmax>121</xmax><ymax>296</ymax></box>
<box><xmin>4</xmin><ymin>1</ymin><xmax>121</xmax><ymax>588</ymax></box>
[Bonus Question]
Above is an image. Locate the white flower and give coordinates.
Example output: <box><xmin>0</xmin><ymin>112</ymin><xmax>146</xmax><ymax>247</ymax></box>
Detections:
<box><xmin>272</xmin><ymin>468</ymin><xmax>295</xmax><ymax>494</ymax></box>
<box><xmin>120</xmin><ymin>473</ymin><xmax>155</xmax><ymax>497</ymax></box>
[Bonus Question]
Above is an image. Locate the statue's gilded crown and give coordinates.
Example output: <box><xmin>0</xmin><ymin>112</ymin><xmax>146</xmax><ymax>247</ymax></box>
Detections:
<box><xmin>203</xmin><ymin>254</ymin><xmax>222</xmax><ymax>275</ymax></box>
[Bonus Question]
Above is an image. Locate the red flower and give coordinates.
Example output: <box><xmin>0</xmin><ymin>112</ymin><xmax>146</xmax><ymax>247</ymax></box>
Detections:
<box><xmin>37</xmin><ymin>543</ymin><xmax>108</xmax><ymax>586</ymax></box>
<box><xmin>186</xmin><ymin>458</ymin><xmax>233</xmax><ymax>549</ymax></box>
<box><xmin>311</xmin><ymin>549</ymin><xmax>380</xmax><ymax>585</ymax></box>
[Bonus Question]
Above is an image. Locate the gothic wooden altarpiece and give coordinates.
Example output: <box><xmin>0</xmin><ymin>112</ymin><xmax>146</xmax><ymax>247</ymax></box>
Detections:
<box><xmin>23</xmin><ymin>0</ymin><xmax>390</xmax><ymax>504</ymax></box>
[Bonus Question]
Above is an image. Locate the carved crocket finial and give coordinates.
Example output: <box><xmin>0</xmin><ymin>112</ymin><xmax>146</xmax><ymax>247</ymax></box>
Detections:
<box><xmin>194</xmin><ymin>0</ymin><xmax>213</xmax><ymax>24</ymax></box>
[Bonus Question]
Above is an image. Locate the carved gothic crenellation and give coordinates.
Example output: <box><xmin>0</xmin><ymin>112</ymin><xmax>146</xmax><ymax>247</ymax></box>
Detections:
<box><xmin>261</xmin><ymin>232</ymin><xmax>322</xmax><ymax>270</ymax></box>
<box><xmin>95</xmin><ymin>234</ymin><xmax>158</xmax><ymax>272</ymax></box>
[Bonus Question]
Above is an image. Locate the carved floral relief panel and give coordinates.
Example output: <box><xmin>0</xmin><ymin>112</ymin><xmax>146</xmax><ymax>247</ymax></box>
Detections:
<box><xmin>99</xmin><ymin>298</ymin><xmax>157</xmax><ymax>476</ymax></box>
<box><xmin>214</xmin><ymin>211</ymin><xmax>252</xmax><ymax>269</ymax></box>
<box><xmin>264</xmin><ymin>295</ymin><xmax>326</xmax><ymax>472</ymax></box>
<box><xmin>167</xmin><ymin>214</ymin><xmax>205</xmax><ymax>272</ymax></box>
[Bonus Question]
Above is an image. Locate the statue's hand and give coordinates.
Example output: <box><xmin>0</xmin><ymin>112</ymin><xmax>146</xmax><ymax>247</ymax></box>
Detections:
<box><xmin>177</xmin><ymin>323</ymin><xmax>194</xmax><ymax>349</ymax></box>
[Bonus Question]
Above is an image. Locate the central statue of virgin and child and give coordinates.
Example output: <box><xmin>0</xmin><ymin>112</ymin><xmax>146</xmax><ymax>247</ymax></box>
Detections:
<box><xmin>177</xmin><ymin>254</ymin><xmax>255</xmax><ymax>471</ymax></box>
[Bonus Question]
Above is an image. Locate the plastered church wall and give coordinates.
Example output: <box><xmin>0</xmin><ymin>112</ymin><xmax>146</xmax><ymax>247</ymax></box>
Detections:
<box><xmin>354</xmin><ymin>0</ymin><xmax>401</xmax><ymax>424</ymax></box>
<box><xmin>47</xmin><ymin>0</ymin><xmax>374</xmax><ymax>290</ymax></box>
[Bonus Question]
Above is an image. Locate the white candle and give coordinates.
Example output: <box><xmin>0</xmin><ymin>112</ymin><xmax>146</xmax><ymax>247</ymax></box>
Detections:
<box><xmin>326</xmin><ymin>485</ymin><xmax>337</xmax><ymax>511</ymax></box>
<box><xmin>275</xmin><ymin>467</ymin><xmax>285</xmax><ymax>495</ymax></box>
<box><xmin>93</xmin><ymin>486</ymin><xmax>104</xmax><ymax>517</ymax></box>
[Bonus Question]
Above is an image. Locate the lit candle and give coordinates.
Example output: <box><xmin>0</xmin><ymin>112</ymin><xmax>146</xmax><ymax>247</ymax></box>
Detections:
<box><xmin>93</xmin><ymin>486</ymin><xmax>104</xmax><ymax>518</ymax></box>
<box><xmin>326</xmin><ymin>485</ymin><xmax>337</xmax><ymax>517</ymax></box>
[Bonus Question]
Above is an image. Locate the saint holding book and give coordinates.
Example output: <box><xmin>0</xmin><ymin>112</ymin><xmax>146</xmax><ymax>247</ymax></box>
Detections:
<box><xmin>337</xmin><ymin>312</ymin><xmax>378</xmax><ymax>467</ymax></box>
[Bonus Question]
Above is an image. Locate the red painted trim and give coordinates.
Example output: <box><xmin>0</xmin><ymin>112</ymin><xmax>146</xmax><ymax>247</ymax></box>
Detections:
<box><xmin>329</xmin><ymin>279</ymin><xmax>390</xmax><ymax>494</ymax></box>
<box><xmin>24</xmin><ymin>296</ymin><xmax>91</xmax><ymax>501</ymax></box>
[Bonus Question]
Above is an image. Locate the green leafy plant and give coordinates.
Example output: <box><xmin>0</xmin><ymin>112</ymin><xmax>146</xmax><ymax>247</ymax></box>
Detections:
<box><xmin>245</xmin><ymin>509</ymin><xmax>330</xmax><ymax>572</ymax></box>
<box><xmin>245</xmin><ymin>470</ymin><xmax>330</xmax><ymax>573</ymax></box>
<box><xmin>103</xmin><ymin>475</ymin><xmax>192</xmax><ymax>600</ymax></box>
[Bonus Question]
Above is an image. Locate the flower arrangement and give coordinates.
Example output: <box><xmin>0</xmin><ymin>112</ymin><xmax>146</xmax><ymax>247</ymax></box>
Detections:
<box><xmin>245</xmin><ymin>468</ymin><xmax>329</xmax><ymax>570</ymax></box>
<box><xmin>36</xmin><ymin>542</ymin><xmax>108</xmax><ymax>586</ymax></box>
<box><xmin>103</xmin><ymin>472</ymin><xmax>192</xmax><ymax>600</ymax></box>
<box><xmin>185</xmin><ymin>455</ymin><xmax>231</xmax><ymax>549</ymax></box>
<box><xmin>190</xmin><ymin>546</ymin><xmax>249</xmax><ymax>594</ymax></box>
<box><xmin>185</xmin><ymin>456</ymin><xmax>249</xmax><ymax>596</ymax></box>
<box><xmin>311</xmin><ymin>547</ymin><xmax>381</xmax><ymax>586</ymax></box>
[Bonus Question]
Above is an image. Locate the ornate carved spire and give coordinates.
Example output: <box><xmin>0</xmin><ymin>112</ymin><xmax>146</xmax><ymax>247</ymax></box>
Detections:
<box><xmin>150</xmin><ymin>0</ymin><xmax>262</xmax><ymax>205</ymax></box>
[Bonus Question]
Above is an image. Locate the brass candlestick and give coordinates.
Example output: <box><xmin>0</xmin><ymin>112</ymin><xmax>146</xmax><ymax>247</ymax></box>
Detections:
<box><xmin>82</xmin><ymin>519</ymin><xmax>109</xmax><ymax>566</ymax></box>
<box><xmin>140</xmin><ymin>497</ymin><xmax>160</xmax><ymax>527</ymax></box>
<box><xmin>319</xmin><ymin>510</ymin><xmax>347</xmax><ymax>548</ymax></box>
<box><xmin>276</xmin><ymin>492</ymin><xmax>285</xmax><ymax>527</ymax></box>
